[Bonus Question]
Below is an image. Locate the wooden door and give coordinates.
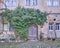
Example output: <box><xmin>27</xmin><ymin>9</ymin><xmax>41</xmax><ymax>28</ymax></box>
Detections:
<box><xmin>28</xmin><ymin>24</ymin><xmax>38</xmax><ymax>40</ymax></box>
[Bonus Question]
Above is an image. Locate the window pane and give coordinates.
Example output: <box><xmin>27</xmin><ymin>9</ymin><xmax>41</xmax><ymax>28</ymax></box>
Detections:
<box><xmin>53</xmin><ymin>0</ymin><xmax>59</xmax><ymax>6</ymax></box>
<box><xmin>47</xmin><ymin>0</ymin><xmax>52</xmax><ymax>6</ymax></box>
<box><xmin>33</xmin><ymin>0</ymin><xmax>37</xmax><ymax>6</ymax></box>
<box><xmin>3</xmin><ymin>23</ymin><xmax>8</xmax><ymax>31</ymax></box>
<box><xmin>26</xmin><ymin>0</ymin><xmax>30</xmax><ymax>6</ymax></box>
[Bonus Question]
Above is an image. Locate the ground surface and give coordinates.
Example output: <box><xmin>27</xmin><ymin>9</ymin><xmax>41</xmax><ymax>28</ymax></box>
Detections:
<box><xmin>0</xmin><ymin>40</ymin><xmax>60</xmax><ymax>48</ymax></box>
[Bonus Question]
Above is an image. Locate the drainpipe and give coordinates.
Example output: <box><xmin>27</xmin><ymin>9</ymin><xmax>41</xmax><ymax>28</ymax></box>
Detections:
<box><xmin>53</xmin><ymin>19</ymin><xmax>57</xmax><ymax>39</ymax></box>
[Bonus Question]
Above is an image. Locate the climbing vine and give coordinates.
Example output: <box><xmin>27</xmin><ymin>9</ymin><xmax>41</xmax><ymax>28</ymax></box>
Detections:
<box><xmin>1</xmin><ymin>7</ymin><xmax>47</xmax><ymax>40</ymax></box>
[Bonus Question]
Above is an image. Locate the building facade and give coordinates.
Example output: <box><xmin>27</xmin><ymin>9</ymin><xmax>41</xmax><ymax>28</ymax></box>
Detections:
<box><xmin>0</xmin><ymin>0</ymin><xmax>60</xmax><ymax>40</ymax></box>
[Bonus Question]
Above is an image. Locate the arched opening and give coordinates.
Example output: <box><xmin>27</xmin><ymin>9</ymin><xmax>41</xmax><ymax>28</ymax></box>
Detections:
<box><xmin>28</xmin><ymin>24</ymin><xmax>38</xmax><ymax>40</ymax></box>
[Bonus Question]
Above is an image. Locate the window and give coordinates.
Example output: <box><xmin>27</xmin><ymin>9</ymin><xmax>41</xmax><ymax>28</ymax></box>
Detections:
<box><xmin>56</xmin><ymin>23</ymin><xmax>60</xmax><ymax>30</ymax></box>
<box><xmin>4</xmin><ymin>0</ymin><xmax>16</xmax><ymax>7</ymax></box>
<box><xmin>47</xmin><ymin>0</ymin><xmax>52</xmax><ymax>6</ymax></box>
<box><xmin>26</xmin><ymin>0</ymin><xmax>30</xmax><ymax>6</ymax></box>
<box><xmin>53</xmin><ymin>0</ymin><xmax>59</xmax><ymax>6</ymax></box>
<box><xmin>9</xmin><ymin>23</ymin><xmax>13</xmax><ymax>31</ymax></box>
<box><xmin>4</xmin><ymin>0</ymin><xmax>9</xmax><ymax>6</ymax></box>
<box><xmin>49</xmin><ymin>23</ymin><xmax>53</xmax><ymax>30</ymax></box>
<box><xmin>11</xmin><ymin>0</ymin><xmax>16</xmax><ymax>6</ymax></box>
<box><xmin>3</xmin><ymin>23</ymin><xmax>8</xmax><ymax>31</ymax></box>
<box><xmin>33</xmin><ymin>0</ymin><xmax>37</xmax><ymax>6</ymax></box>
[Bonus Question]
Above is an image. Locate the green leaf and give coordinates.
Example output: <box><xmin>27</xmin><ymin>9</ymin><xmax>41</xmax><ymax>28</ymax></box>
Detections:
<box><xmin>1</xmin><ymin>7</ymin><xmax>47</xmax><ymax>39</ymax></box>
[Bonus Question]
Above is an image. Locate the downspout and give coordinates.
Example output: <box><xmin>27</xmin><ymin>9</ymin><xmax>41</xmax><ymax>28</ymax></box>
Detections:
<box><xmin>53</xmin><ymin>19</ymin><xmax>57</xmax><ymax>39</ymax></box>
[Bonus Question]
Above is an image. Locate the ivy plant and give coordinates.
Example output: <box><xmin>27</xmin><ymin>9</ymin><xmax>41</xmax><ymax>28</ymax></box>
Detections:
<box><xmin>1</xmin><ymin>7</ymin><xmax>47</xmax><ymax>40</ymax></box>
